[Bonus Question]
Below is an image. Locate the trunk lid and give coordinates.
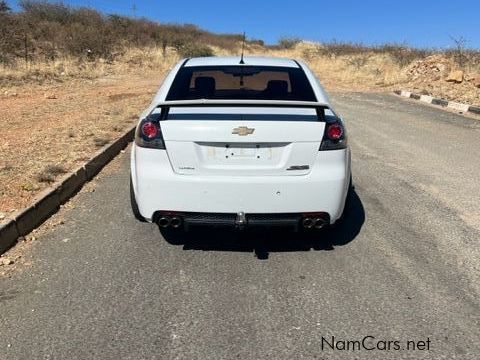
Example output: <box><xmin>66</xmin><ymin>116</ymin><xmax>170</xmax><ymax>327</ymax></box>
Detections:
<box><xmin>160</xmin><ymin>107</ymin><xmax>325</xmax><ymax>176</ymax></box>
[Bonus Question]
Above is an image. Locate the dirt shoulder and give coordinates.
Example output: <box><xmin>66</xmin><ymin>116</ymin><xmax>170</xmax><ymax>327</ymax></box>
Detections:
<box><xmin>0</xmin><ymin>72</ymin><xmax>164</xmax><ymax>218</ymax></box>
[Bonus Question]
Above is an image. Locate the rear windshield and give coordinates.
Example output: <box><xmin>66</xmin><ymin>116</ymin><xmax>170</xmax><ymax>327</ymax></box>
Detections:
<box><xmin>166</xmin><ymin>65</ymin><xmax>317</xmax><ymax>101</ymax></box>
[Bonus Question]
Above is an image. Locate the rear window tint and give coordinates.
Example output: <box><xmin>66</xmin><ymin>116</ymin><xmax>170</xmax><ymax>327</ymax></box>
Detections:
<box><xmin>166</xmin><ymin>65</ymin><xmax>317</xmax><ymax>102</ymax></box>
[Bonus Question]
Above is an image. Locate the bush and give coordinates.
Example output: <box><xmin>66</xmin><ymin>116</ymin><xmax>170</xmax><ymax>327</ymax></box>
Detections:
<box><xmin>175</xmin><ymin>43</ymin><xmax>214</xmax><ymax>58</ymax></box>
<box><xmin>301</xmin><ymin>40</ymin><xmax>433</xmax><ymax>69</ymax></box>
<box><xmin>277</xmin><ymin>37</ymin><xmax>302</xmax><ymax>49</ymax></box>
<box><xmin>345</xmin><ymin>54</ymin><xmax>370</xmax><ymax>69</ymax></box>
<box><xmin>36</xmin><ymin>164</ymin><xmax>66</xmax><ymax>183</ymax></box>
<box><xmin>0</xmin><ymin>1</ymin><xmax>10</xmax><ymax>13</ymax></box>
<box><xmin>302</xmin><ymin>40</ymin><xmax>370</xmax><ymax>59</ymax></box>
<box><xmin>0</xmin><ymin>0</ymin><xmax>249</xmax><ymax>65</ymax></box>
<box><xmin>377</xmin><ymin>44</ymin><xmax>430</xmax><ymax>68</ymax></box>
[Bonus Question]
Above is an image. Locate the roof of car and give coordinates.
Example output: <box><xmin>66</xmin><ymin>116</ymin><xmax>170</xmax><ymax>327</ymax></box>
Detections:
<box><xmin>184</xmin><ymin>56</ymin><xmax>299</xmax><ymax>68</ymax></box>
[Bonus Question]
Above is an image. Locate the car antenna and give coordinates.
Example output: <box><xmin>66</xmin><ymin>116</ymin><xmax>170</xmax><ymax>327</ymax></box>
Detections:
<box><xmin>239</xmin><ymin>32</ymin><xmax>246</xmax><ymax>64</ymax></box>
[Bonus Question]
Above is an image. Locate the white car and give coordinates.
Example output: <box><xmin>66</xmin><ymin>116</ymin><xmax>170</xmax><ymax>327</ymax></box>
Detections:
<box><xmin>130</xmin><ymin>56</ymin><xmax>351</xmax><ymax>232</ymax></box>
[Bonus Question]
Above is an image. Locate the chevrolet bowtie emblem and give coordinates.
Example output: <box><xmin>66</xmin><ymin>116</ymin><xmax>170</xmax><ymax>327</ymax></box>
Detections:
<box><xmin>232</xmin><ymin>126</ymin><xmax>255</xmax><ymax>136</ymax></box>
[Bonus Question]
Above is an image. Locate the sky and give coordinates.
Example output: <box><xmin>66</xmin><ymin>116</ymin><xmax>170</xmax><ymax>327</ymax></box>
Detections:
<box><xmin>10</xmin><ymin>0</ymin><xmax>480</xmax><ymax>49</ymax></box>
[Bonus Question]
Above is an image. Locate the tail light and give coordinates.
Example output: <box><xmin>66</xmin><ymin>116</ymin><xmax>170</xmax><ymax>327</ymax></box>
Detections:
<box><xmin>320</xmin><ymin>118</ymin><xmax>347</xmax><ymax>151</ymax></box>
<box><xmin>135</xmin><ymin>117</ymin><xmax>166</xmax><ymax>149</ymax></box>
<box><xmin>141</xmin><ymin>122</ymin><xmax>158</xmax><ymax>139</ymax></box>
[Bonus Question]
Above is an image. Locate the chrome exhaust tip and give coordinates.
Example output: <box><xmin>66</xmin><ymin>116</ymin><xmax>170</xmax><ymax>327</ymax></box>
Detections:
<box><xmin>314</xmin><ymin>217</ymin><xmax>328</xmax><ymax>229</ymax></box>
<box><xmin>170</xmin><ymin>216</ymin><xmax>182</xmax><ymax>229</ymax></box>
<box><xmin>158</xmin><ymin>216</ymin><xmax>171</xmax><ymax>228</ymax></box>
<box><xmin>302</xmin><ymin>217</ymin><xmax>314</xmax><ymax>229</ymax></box>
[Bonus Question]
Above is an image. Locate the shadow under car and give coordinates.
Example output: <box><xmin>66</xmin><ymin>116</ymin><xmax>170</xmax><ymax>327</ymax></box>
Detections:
<box><xmin>158</xmin><ymin>189</ymin><xmax>365</xmax><ymax>260</ymax></box>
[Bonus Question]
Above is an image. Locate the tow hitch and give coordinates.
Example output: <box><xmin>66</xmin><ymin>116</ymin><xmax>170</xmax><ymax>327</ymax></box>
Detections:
<box><xmin>235</xmin><ymin>212</ymin><xmax>247</xmax><ymax>229</ymax></box>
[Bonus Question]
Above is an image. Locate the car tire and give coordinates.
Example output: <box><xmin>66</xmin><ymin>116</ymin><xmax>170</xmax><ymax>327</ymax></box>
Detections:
<box><xmin>130</xmin><ymin>177</ymin><xmax>146</xmax><ymax>222</ymax></box>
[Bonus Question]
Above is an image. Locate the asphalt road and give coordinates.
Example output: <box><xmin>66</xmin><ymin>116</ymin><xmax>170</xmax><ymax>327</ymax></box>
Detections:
<box><xmin>1</xmin><ymin>93</ymin><xmax>479</xmax><ymax>360</ymax></box>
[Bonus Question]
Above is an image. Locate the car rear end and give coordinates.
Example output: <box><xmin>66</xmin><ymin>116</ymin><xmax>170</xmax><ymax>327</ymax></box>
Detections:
<box><xmin>130</xmin><ymin>58</ymin><xmax>351</xmax><ymax>231</ymax></box>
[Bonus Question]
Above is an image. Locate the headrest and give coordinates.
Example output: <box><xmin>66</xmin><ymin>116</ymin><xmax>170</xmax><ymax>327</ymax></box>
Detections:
<box><xmin>194</xmin><ymin>76</ymin><xmax>216</xmax><ymax>96</ymax></box>
<box><xmin>265</xmin><ymin>80</ymin><xmax>288</xmax><ymax>95</ymax></box>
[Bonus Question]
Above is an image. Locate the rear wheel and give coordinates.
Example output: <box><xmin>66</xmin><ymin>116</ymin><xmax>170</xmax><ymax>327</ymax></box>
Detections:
<box><xmin>130</xmin><ymin>177</ymin><xmax>146</xmax><ymax>222</ymax></box>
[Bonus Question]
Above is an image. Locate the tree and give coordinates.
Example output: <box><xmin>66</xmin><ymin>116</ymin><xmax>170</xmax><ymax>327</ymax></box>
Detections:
<box><xmin>0</xmin><ymin>1</ymin><xmax>11</xmax><ymax>13</ymax></box>
<box><xmin>449</xmin><ymin>35</ymin><xmax>468</xmax><ymax>68</ymax></box>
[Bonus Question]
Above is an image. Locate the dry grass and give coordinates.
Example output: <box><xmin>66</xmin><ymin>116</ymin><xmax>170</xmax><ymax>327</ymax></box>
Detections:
<box><xmin>0</xmin><ymin>47</ymin><xmax>180</xmax><ymax>86</ymax></box>
<box><xmin>247</xmin><ymin>42</ymin><xmax>408</xmax><ymax>91</ymax></box>
<box><xmin>36</xmin><ymin>165</ymin><xmax>67</xmax><ymax>183</ymax></box>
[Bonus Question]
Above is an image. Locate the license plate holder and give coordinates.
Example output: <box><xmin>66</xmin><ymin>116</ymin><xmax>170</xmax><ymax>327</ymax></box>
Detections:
<box><xmin>226</xmin><ymin>145</ymin><xmax>257</xmax><ymax>158</ymax></box>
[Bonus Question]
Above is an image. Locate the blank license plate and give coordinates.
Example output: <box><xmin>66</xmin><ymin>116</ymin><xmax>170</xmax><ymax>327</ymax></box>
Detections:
<box><xmin>227</xmin><ymin>147</ymin><xmax>256</xmax><ymax>157</ymax></box>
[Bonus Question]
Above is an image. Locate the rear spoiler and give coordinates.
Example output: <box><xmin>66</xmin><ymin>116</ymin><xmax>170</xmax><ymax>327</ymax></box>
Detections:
<box><xmin>150</xmin><ymin>100</ymin><xmax>333</xmax><ymax>121</ymax></box>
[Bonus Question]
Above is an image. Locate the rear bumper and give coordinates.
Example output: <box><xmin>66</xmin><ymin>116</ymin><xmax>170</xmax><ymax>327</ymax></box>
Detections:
<box><xmin>131</xmin><ymin>145</ymin><xmax>351</xmax><ymax>224</ymax></box>
<box><xmin>154</xmin><ymin>211</ymin><xmax>330</xmax><ymax>231</ymax></box>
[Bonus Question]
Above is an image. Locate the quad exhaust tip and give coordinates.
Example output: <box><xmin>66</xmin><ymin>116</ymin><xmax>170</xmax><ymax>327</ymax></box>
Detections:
<box><xmin>302</xmin><ymin>214</ymin><xmax>329</xmax><ymax>229</ymax></box>
<box><xmin>313</xmin><ymin>217</ymin><xmax>327</xmax><ymax>229</ymax></box>
<box><xmin>170</xmin><ymin>216</ymin><xmax>182</xmax><ymax>228</ymax></box>
<box><xmin>157</xmin><ymin>215</ymin><xmax>183</xmax><ymax>229</ymax></box>
<box><xmin>158</xmin><ymin>216</ymin><xmax>171</xmax><ymax>228</ymax></box>
<box><xmin>302</xmin><ymin>217</ymin><xmax>314</xmax><ymax>229</ymax></box>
